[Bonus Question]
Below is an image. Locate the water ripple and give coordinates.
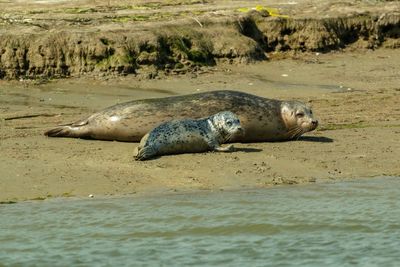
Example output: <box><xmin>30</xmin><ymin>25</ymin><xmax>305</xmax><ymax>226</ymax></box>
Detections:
<box><xmin>1</xmin><ymin>177</ymin><xmax>400</xmax><ymax>266</ymax></box>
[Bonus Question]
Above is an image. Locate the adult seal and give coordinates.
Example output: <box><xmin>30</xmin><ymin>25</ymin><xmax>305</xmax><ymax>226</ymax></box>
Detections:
<box><xmin>133</xmin><ymin>111</ymin><xmax>243</xmax><ymax>160</ymax></box>
<box><xmin>45</xmin><ymin>90</ymin><xmax>318</xmax><ymax>142</ymax></box>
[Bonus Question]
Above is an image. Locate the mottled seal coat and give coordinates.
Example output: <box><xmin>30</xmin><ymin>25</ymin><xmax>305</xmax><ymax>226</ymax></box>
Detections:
<box><xmin>133</xmin><ymin>111</ymin><xmax>243</xmax><ymax>160</ymax></box>
<box><xmin>45</xmin><ymin>90</ymin><xmax>318</xmax><ymax>142</ymax></box>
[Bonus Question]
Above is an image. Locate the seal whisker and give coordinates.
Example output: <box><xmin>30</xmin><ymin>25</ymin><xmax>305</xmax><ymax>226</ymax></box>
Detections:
<box><xmin>225</xmin><ymin>133</ymin><xmax>234</xmax><ymax>141</ymax></box>
<box><xmin>288</xmin><ymin>126</ymin><xmax>303</xmax><ymax>139</ymax></box>
<box><xmin>286</xmin><ymin>127</ymin><xmax>299</xmax><ymax>136</ymax></box>
<box><xmin>296</xmin><ymin>128</ymin><xmax>305</xmax><ymax>139</ymax></box>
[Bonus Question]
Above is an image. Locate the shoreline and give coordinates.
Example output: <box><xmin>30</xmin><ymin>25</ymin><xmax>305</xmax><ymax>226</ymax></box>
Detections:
<box><xmin>2</xmin><ymin>175</ymin><xmax>394</xmax><ymax>205</ymax></box>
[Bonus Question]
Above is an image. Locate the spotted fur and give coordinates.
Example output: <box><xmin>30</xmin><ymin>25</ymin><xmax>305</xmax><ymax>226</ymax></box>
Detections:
<box><xmin>133</xmin><ymin>111</ymin><xmax>243</xmax><ymax>160</ymax></box>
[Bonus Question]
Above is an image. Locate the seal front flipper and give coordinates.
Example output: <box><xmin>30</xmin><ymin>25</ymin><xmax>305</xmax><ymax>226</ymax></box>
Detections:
<box><xmin>133</xmin><ymin>133</ymin><xmax>155</xmax><ymax>161</ymax></box>
<box><xmin>44</xmin><ymin>120</ymin><xmax>90</xmax><ymax>138</ymax></box>
<box><xmin>212</xmin><ymin>144</ymin><xmax>235</xmax><ymax>152</ymax></box>
<box><xmin>133</xmin><ymin>145</ymin><xmax>154</xmax><ymax>161</ymax></box>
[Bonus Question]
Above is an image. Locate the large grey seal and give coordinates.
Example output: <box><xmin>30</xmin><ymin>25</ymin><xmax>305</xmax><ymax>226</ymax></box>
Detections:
<box><xmin>133</xmin><ymin>111</ymin><xmax>243</xmax><ymax>160</ymax></box>
<box><xmin>45</xmin><ymin>90</ymin><xmax>318</xmax><ymax>142</ymax></box>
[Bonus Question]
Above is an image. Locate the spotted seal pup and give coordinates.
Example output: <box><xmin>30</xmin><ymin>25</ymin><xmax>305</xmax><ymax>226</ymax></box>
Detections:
<box><xmin>133</xmin><ymin>111</ymin><xmax>243</xmax><ymax>160</ymax></box>
<box><xmin>45</xmin><ymin>90</ymin><xmax>318</xmax><ymax>142</ymax></box>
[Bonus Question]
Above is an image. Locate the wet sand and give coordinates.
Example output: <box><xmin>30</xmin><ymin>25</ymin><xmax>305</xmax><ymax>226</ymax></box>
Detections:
<box><xmin>1</xmin><ymin>48</ymin><xmax>399</xmax><ymax>202</ymax></box>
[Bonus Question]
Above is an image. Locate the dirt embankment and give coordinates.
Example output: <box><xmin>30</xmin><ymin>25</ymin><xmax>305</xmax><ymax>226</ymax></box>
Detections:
<box><xmin>0</xmin><ymin>0</ymin><xmax>399</xmax><ymax>79</ymax></box>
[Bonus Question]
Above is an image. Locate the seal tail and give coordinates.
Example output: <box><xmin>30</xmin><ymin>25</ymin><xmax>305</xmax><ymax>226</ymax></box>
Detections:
<box><xmin>44</xmin><ymin>122</ymin><xmax>90</xmax><ymax>138</ymax></box>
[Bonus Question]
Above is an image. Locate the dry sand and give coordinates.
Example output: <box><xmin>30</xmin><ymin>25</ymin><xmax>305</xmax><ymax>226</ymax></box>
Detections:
<box><xmin>1</xmin><ymin>48</ymin><xmax>399</xmax><ymax>202</ymax></box>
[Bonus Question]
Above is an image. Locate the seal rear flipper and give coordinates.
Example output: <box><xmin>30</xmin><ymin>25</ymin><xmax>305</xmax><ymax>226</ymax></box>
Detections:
<box><xmin>44</xmin><ymin>122</ymin><xmax>90</xmax><ymax>138</ymax></box>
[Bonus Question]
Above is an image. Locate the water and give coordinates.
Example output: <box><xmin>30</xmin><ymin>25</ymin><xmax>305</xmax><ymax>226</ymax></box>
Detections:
<box><xmin>1</xmin><ymin>177</ymin><xmax>400</xmax><ymax>267</ymax></box>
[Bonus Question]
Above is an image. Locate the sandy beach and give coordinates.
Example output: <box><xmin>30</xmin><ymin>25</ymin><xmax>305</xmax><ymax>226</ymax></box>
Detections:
<box><xmin>0</xmin><ymin>0</ymin><xmax>399</xmax><ymax>202</ymax></box>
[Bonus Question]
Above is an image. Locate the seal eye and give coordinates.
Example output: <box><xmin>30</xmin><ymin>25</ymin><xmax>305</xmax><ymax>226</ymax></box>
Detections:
<box><xmin>296</xmin><ymin>112</ymin><xmax>304</xmax><ymax>118</ymax></box>
<box><xmin>226</xmin><ymin>121</ymin><xmax>233</xmax><ymax>126</ymax></box>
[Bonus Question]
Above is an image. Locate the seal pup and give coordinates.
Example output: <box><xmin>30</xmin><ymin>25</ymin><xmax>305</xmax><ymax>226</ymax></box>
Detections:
<box><xmin>133</xmin><ymin>111</ymin><xmax>243</xmax><ymax>160</ymax></box>
<box><xmin>45</xmin><ymin>90</ymin><xmax>318</xmax><ymax>142</ymax></box>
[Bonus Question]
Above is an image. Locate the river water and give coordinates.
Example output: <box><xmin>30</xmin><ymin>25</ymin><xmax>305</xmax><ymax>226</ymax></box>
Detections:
<box><xmin>1</xmin><ymin>177</ymin><xmax>400</xmax><ymax>266</ymax></box>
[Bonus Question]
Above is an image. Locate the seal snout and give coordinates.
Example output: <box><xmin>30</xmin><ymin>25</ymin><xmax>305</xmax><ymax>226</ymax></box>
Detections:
<box><xmin>311</xmin><ymin>119</ymin><xmax>318</xmax><ymax>128</ymax></box>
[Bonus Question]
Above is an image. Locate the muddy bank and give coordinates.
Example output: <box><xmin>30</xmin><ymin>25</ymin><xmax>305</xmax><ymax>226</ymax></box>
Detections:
<box><xmin>0</xmin><ymin>0</ymin><xmax>399</xmax><ymax>79</ymax></box>
<box><xmin>1</xmin><ymin>48</ymin><xmax>399</xmax><ymax>202</ymax></box>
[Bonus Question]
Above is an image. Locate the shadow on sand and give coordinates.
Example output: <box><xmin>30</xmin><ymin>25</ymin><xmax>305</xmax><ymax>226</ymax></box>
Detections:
<box><xmin>298</xmin><ymin>136</ymin><xmax>334</xmax><ymax>143</ymax></box>
<box><xmin>234</xmin><ymin>147</ymin><xmax>263</xmax><ymax>153</ymax></box>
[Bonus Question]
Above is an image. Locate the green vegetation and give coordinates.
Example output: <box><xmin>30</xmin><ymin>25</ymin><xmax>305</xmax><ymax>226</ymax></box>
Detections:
<box><xmin>61</xmin><ymin>192</ymin><xmax>74</xmax><ymax>197</ymax></box>
<box><xmin>112</xmin><ymin>15</ymin><xmax>152</xmax><ymax>22</ymax></box>
<box><xmin>64</xmin><ymin>7</ymin><xmax>97</xmax><ymax>14</ymax></box>
<box><xmin>0</xmin><ymin>200</ymin><xmax>17</xmax><ymax>205</ymax></box>
<box><xmin>31</xmin><ymin>196</ymin><xmax>47</xmax><ymax>201</ymax></box>
<box><xmin>27</xmin><ymin>10</ymin><xmax>49</xmax><ymax>15</ymax></box>
<box><xmin>111</xmin><ymin>9</ymin><xmax>207</xmax><ymax>23</ymax></box>
<box><xmin>0</xmin><ymin>193</ymin><xmax>77</xmax><ymax>204</ymax></box>
<box><xmin>96</xmin><ymin>53</ymin><xmax>136</xmax><ymax>72</ymax></box>
<box><xmin>100</xmin><ymin>37</ymin><xmax>111</xmax><ymax>46</ymax></box>
<box><xmin>132</xmin><ymin>0</ymin><xmax>208</xmax><ymax>9</ymax></box>
<box><xmin>156</xmin><ymin>32</ymin><xmax>214</xmax><ymax>67</ymax></box>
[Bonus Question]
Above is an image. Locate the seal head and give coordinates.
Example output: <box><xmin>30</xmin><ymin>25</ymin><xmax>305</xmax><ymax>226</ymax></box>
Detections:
<box><xmin>281</xmin><ymin>101</ymin><xmax>318</xmax><ymax>139</ymax></box>
<box><xmin>208</xmin><ymin>111</ymin><xmax>244</xmax><ymax>144</ymax></box>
